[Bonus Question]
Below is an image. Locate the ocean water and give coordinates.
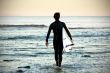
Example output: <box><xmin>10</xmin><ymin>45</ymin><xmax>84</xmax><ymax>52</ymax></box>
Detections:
<box><xmin>0</xmin><ymin>16</ymin><xmax>110</xmax><ymax>73</ymax></box>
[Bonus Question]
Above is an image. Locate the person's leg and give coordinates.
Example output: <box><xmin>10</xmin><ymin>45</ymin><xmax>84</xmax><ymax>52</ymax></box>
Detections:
<box><xmin>54</xmin><ymin>43</ymin><xmax>59</xmax><ymax>66</ymax></box>
<box><xmin>59</xmin><ymin>49</ymin><xmax>63</xmax><ymax>67</ymax></box>
<box><xmin>54</xmin><ymin>50</ymin><xmax>59</xmax><ymax>66</ymax></box>
<box><xmin>54</xmin><ymin>42</ymin><xmax>63</xmax><ymax>67</ymax></box>
<box><xmin>57</xmin><ymin>44</ymin><xmax>63</xmax><ymax>67</ymax></box>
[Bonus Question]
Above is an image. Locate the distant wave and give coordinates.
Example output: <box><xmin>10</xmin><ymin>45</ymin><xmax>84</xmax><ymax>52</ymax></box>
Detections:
<box><xmin>69</xmin><ymin>27</ymin><xmax>110</xmax><ymax>29</ymax></box>
<box><xmin>0</xmin><ymin>24</ymin><xmax>47</xmax><ymax>27</ymax></box>
<box><xmin>0</xmin><ymin>33</ymin><xmax>110</xmax><ymax>40</ymax></box>
<box><xmin>1</xmin><ymin>25</ymin><xmax>110</xmax><ymax>29</ymax></box>
<box><xmin>0</xmin><ymin>35</ymin><xmax>45</xmax><ymax>40</ymax></box>
<box><xmin>72</xmin><ymin>34</ymin><xmax>110</xmax><ymax>37</ymax></box>
<box><xmin>80</xmin><ymin>51</ymin><xmax>110</xmax><ymax>54</ymax></box>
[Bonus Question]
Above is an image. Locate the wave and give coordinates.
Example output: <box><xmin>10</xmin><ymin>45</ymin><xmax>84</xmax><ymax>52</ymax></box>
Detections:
<box><xmin>0</xmin><ymin>24</ymin><xmax>47</xmax><ymax>28</ymax></box>
<box><xmin>1</xmin><ymin>25</ymin><xmax>110</xmax><ymax>29</ymax></box>
<box><xmin>67</xmin><ymin>51</ymin><xmax>110</xmax><ymax>54</ymax></box>
<box><xmin>0</xmin><ymin>34</ymin><xmax>109</xmax><ymax>40</ymax></box>
<box><xmin>0</xmin><ymin>52</ymin><xmax>54</xmax><ymax>57</ymax></box>
<box><xmin>0</xmin><ymin>54</ymin><xmax>38</xmax><ymax>57</ymax></box>
<box><xmin>1</xmin><ymin>51</ymin><xmax>110</xmax><ymax>57</ymax></box>
<box><xmin>72</xmin><ymin>34</ymin><xmax>110</xmax><ymax>37</ymax></box>
<box><xmin>34</xmin><ymin>52</ymin><xmax>54</xmax><ymax>54</ymax></box>
<box><xmin>0</xmin><ymin>35</ymin><xmax>45</xmax><ymax>40</ymax></box>
<box><xmin>81</xmin><ymin>51</ymin><xmax>110</xmax><ymax>54</ymax></box>
<box><xmin>69</xmin><ymin>27</ymin><xmax>110</xmax><ymax>29</ymax></box>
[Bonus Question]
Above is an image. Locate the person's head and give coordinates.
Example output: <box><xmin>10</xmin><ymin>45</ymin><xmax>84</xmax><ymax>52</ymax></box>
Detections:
<box><xmin>54</xmin><ymin>12</ymin><xmax>60</xmax><ymax>21</ymax></box>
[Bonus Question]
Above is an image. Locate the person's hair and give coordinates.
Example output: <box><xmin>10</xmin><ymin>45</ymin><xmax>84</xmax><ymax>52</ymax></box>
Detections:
<box><xmin>54</xmin><ymin>12</ymin><xmax>60</xmax><ymax>20</ymax></box>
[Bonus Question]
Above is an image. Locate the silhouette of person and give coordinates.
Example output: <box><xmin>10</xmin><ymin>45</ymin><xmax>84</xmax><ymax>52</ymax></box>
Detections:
<box><xmin>45</xmin><ymin>12</ymin><xmax>72</xmax><ymax>67</ymax></box>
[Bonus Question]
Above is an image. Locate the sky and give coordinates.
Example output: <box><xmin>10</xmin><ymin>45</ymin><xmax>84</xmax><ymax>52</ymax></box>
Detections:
<box><xmin>0</xmin><ymin>0</ymin><xmax>110</xmax><ymax>16</ymax></box>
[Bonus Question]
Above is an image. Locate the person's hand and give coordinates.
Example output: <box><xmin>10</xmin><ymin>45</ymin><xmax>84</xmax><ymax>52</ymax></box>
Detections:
<box><xmin>45</xmin><ymin>42</ymin><xmax>48</xmax><ymax>47</ymax></box>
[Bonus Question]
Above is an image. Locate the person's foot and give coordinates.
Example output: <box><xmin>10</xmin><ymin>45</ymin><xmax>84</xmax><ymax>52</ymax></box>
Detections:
<box><xmin>58</xmin><ymin>61</ymin><xmax>61</xmax><ymax>67</ymax></box>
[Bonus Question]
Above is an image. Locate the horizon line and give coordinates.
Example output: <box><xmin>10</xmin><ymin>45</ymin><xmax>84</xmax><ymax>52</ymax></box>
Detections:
<box><xmin>0</xmin><ymin>15</ymin><xmax>110</xmax><ymax>17</ymax></box>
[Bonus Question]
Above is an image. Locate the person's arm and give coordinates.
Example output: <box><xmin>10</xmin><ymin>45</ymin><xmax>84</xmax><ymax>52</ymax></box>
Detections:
<box><xmin>63</xmin><ymin>23</ymin><xmax>72</xmax><ymax>40</ymax></box>
<box><xmin>45</xmin><ymin>24</ymin><xmax>52</xmax><ymax>47</ymax></box>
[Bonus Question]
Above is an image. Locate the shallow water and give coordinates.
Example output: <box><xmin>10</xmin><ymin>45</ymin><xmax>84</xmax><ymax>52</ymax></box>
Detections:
<box><xmin>0</xmin><ymin>16</ymin><xmax>110</xmax><ymax>73</ymax></box>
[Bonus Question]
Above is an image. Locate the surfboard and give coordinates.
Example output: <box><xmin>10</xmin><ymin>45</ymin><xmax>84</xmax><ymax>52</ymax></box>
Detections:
<box><xmin>63</xmin><ymin>28</ymin><xmax>74</xmax><ymax>52</ymax></box>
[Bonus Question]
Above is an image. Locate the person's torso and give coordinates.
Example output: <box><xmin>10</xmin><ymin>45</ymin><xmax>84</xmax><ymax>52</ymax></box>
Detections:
<box><xmin>51</xmin><ymin>21</ymin><xmax>64</xmax><ymax>42</ymax></box>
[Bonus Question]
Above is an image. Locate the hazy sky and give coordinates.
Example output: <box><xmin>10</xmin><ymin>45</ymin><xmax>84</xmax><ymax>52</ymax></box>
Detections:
<box><xmin>0</xmin><ymin>0</ymin><xmax>110</xmax><ymax>16</ymax></box>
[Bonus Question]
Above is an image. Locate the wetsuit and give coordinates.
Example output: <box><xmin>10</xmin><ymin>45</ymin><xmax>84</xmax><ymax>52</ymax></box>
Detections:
<box><xmin>46</xmin><ymin>20</ymin><xmax>72</xmax><ymax>65</ymax></box>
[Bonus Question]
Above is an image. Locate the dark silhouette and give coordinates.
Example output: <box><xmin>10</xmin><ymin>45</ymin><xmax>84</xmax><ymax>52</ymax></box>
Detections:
<box><xmin>45</xmin><ymin>12</ymin><xmax>72</xmax><ymax>67</ymax></box>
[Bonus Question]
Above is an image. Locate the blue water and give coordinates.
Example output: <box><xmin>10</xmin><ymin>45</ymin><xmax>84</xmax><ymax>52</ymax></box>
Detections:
<box><xmin>0</xmin><ymin>16</ymin><xmax>110</xmax><ymax>73</ymax></box>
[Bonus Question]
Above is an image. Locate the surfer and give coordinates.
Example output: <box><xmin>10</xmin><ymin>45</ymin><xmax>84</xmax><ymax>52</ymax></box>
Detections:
<box><xmin>45</xmin><ymin>12</ymin><xmax>72</xmax><ymax>67</ymax></box>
